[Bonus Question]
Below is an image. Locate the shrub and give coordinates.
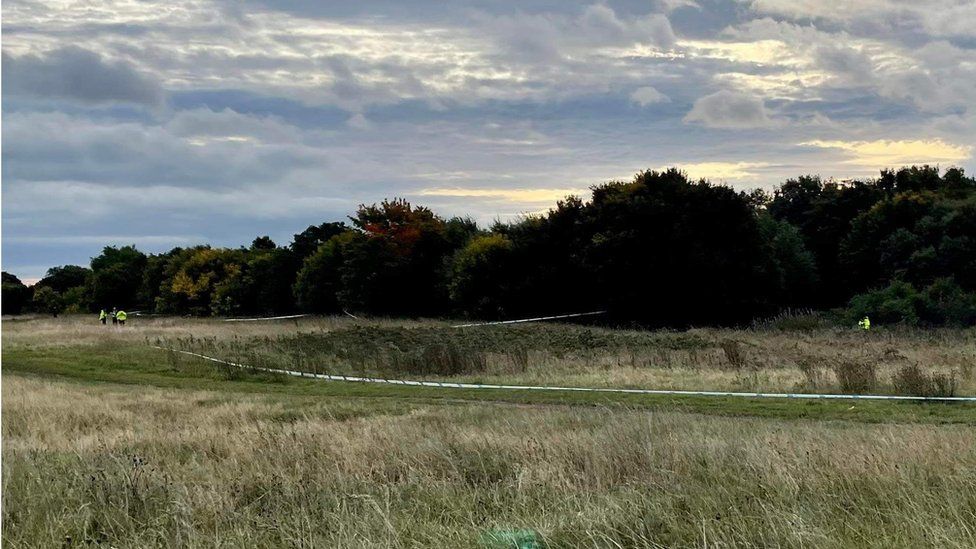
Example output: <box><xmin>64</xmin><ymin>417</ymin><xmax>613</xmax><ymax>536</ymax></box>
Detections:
<box><xmin>796</xmin><ymin>358</ymin><xmax>827</xmax><ymax>391</ymax></box>
<box><xmin>720</xmin><ymin>340</ymin><xmax>747</xmax><ymax>370</ymax></box>
<box><xmin>384</xmin><ymin>343</ymin><xmax>488</xmax><ymax>376</ymax></box>
<box><xmin>31</xmin><ymin>286</ymin><xmax>63</xmax><ymax>316</ymax></box>
<box><xmin>846</xmin><ymin>278</ymin><xmax>976</xmax><ymax>327</ymax></box>
<box><xmin>892</xmin><ymin>364</ymin><xmax>957</xmax><ymax>397</ymax></box>
<box><xmin>845</xmin><ymin>281</ymin><xmax>924</xmax><ymax>325</ymax></box>
<box><xmin>834</xmin><ymin>361</ymin><xmax>877</xmax><ymax>394</ymax></box>
<box><xmin>921</xmin><ymin>278</ymin><xmax>976</xmax><ymax>326</ymax></box>
<box><xmin>751</xmin><ymin>309</ymin><xmax>829</xmax><ymax>331</ymax></box>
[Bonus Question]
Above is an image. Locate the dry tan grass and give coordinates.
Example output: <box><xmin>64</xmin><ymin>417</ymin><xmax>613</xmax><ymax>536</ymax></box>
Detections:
<box><xmin>4</xmin><ymin>374</ymin><xmax>976</xmax><ymax>547</ymax></box>
<box><xmin>1</xmin><ymin>314</ymin><xmax>390</xmax><ymax>348</ymax></box>
<box><xmin>5</xmin><ymin>315</ymin><xmax>975</xmax><ymax>395</ymax></box>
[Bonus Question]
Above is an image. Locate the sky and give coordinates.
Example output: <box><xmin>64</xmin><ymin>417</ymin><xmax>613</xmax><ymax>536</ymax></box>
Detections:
<box><xmin>2</xmin><ymin>0</ymin><xmax>975</xmax><ymax>282</ymax></box>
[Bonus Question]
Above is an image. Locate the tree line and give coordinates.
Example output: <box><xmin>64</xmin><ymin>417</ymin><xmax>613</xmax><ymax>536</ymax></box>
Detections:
<box><xmin>4</xmin><ymin>165</ymin><xmax>975</xmax><ymax>326</ymax></box>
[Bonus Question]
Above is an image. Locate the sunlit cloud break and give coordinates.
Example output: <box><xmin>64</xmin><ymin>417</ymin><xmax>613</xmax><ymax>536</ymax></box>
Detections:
<box><xmin>418</xmin><ymin>187</ymin><xmax>590</xmax><ymax>204</ymax></box>
<box><xmin>802</xmin><ymin>139</ymin><xmax>973</xmax><ymax>167</ymax></box>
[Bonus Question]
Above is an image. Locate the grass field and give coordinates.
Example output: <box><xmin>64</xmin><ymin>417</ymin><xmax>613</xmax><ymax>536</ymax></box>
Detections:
<box><xmin>4</xmin><ymin>316</ymin><xmax>976</xmax><ymax>547</ymax></box>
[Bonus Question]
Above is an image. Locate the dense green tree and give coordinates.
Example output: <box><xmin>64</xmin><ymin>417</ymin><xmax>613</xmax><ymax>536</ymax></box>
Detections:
<box><xmin>293</xmin><ymin>232</ymin><xmax>358</xmax><ymax>313</ymax></box>
<box><xmin>31</xmin><ymin>285</ymin><xmax>63</xmax><ymax>316</ymax></box>
<box><xmin>61</xmin><ymin>286</ymin><xmax>91</xmax><ymax>313</ymax></box>
<box><xmin>449</xmin><ymin>233</ymin><xmax>516</xmax><ymax>318</ymax></box>
<box><xmin>90</xmin><ymin>245</ymin><xmax>148</xmax><ymax>309</ymax></box>
<box><xmin>493</xmin><ymin>195</ymin><xmax>594</xmax><ymax>318</ymax></box>
<box><xmin>138</xmin><ymin>249</ymin><xmax>181</xmax><ymax>309</ymax></box>
<box><xmin>33</xmin><ymin>265</ymin><xmax>93</xmax><ymax>312</ymax></box>
<box><xmin>35</xmin><ymin>265</ymin><xmax>91</xmax><ymax>294</ymax></box>
<box><xmin>155</xmin><ymin>247</ymin><xmax>245</xmax><ymax>315</ymax></box>
<box><xmin>339</xmin><ymin>199</ymin><xmax>460</xmax><ymax>315</ymax></box>
<box><xmin>250</xmin><ymin>236</ymin><xmax>277</xmax><ymax>251</ymax></box>
<box><xmin>767</xmin><ymin>176</ymin><xmax>885</xmax><ymax>304</ymax></box>
<box><xmin>2</xmin><ymin>272</ymin><xmax>32</xmax><ymax>315</ymax></box>
<box><xmin>584</xmin><ymin>169</ymin><xmax>768</xmax><ymax>325</ymax></box>
<box><xmin>755</xmin><ymin>213</ymin><xmax>819</xmax><ymax>306</ymax></box>
<box><xmin>846</xmin><ymin>278</ymin><xmax>976</xmax><ymax>326</ymax></box>
<box><xmin>20</xmin><ymin>164</ymin><xmax>975</xmax><ymax>326</ymax></box>
<box><xmin>840</xmin><ymin>191</ymin><xmax>976</xmax><ymax>293</ymax></box>
<box><xmin>290</xmin><ymin>222</ymin><xmax>349</xmax><ymax>260</ymax></box>
<box><xmin>216</xmin><ymin>246</ymin><xmax>297</xmax><ymax>315</ymax></box>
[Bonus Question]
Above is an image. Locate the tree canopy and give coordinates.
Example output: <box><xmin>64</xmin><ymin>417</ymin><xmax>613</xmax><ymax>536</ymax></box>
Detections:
<box><xmin>9</xmin><ymin>165</ymin><xmax>976</xmax><ymax>326</ymax></box>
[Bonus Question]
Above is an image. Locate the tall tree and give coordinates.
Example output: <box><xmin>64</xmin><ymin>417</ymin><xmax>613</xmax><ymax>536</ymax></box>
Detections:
<box><xmin>90</xmin><ymin>246</ymin><xmax>148</xmax><ymax>309</ymax></box>
<box><xmin>290</xmin><ymin>222</ymin><xmax>349</xmax><ymax>260</ymax></box>
<box><xmin>2</xmin><ymin>272</ymin><xmax>32</xmax><ymax>315</ymax></box>
<box><xmin>35</xmin><ymin>265</ymin><xmax>91</xmax><ymax>294</ymax></box>
<box><xmin>584</xmin><ymin>169</ymin><xmax>768</xmax><ymax>325</ymax></box>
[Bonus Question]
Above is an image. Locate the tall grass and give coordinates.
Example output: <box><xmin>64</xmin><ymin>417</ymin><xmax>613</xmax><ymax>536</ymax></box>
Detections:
<box><xmin>4</xmin><ymin>375</ymin><xmax>976</xmax><ymax>547</ymax></box>
<box><xmin>146</xmin><ymin>321</ymin><xmax>975</xmax><ymax>396</ymax></box>
<box><xmin>5</xmin><ymin>315</ymin><xmax>974</xmax><ymax>395</ymax></box>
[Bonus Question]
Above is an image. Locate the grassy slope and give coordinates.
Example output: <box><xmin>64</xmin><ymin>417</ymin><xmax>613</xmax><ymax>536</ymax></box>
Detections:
<box><xmin>5</xmin><ymin>341</ymin><xmax>976</xmax><ymax>425</ymax></box>
<box><xmin>5</xmin><ymin>318</ymin><xmax>976</xmax><ymax>547</ymax></box>
<box><xmin>4</xmin><ymin>374</ymin><xmax>976</xmax><ymax>548</ymax></box>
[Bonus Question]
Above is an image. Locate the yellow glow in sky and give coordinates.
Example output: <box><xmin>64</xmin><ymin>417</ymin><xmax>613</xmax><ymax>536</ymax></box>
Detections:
<box><xmin>670</xmin><ymin>161</ymin><xmax>770</xmax><ymax>181</ymax></box>
<box><xmin>802</xmin><ymin>139</ymin><xmax>973</xmax><ymax>167</ymax></box>
<box><xmin>419</xmin><ymin>187</ymin><xmax>588</xmax><ymax>203</ymax></box>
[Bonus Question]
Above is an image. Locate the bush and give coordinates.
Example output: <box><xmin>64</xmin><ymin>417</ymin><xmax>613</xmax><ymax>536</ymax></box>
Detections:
<box><xmin>834</xmin><ymin>361</ymin><xmax>877</xmax><ymax>394</ymax></box>
<box><xmin>384</xmin><ymin>343</ymin><xmax>488</xmax><ymax>376</ymax></box>
<box><xmin>720</xmin><ymin>340</ymin><xmax>747</xmax><ymax>370</ymax></box>
<box><xmin>921</xmin><ymin>278</ymin><xmax>976</xmax><ymax>326</ymax></box>
<box><xmin>2</xmin><ymin>272</ymin><xmax>32</xmax><ymax>315</ymax></box>
<box><xmin>751</xmin><ymin>309</ymin><xmax>829</xmax><ymax>331</ymax></box>
<box><xmin>449</xmin><ymin>234</ymin><xmax>515</xmax><ymax>318</ymax></box>
<box><xmin>796</xmin><ymin>358</ymin><xmax>827</xmax><ymax>391</ymax></box>
<box><xmin>846</xmin><ymin>280</ymin><xmax>924</xmax><ymax>325</ymax></box>
<box><xmin>846</xmin><ymin>278</ymin><xmax>976</xmax><ymax>327</ymax></box>
<box><xmin>892</xmin><ymin>364</ymin><xmax>957</xmax><ymax>397</ymax></box>
<box><xmin>31</xmin><ymin>286</ymin><xmax>63</xmax><ymax>316</ymax></box>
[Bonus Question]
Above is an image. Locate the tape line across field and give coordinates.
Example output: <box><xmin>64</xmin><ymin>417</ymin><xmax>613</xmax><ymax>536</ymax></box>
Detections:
<box><xmin>152</xmin><ymin>346</ymin><xmax>976</xmax><ymax>402</ymax></box>
<box><xmin>222</xmin><ymin>314</ymin><xmax>309</xmax><ymax>322</ymax></box>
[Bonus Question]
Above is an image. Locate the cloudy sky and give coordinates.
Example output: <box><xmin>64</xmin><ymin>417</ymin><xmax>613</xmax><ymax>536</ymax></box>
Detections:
<box><xmin>3</xmin><ymin>0</ymin><xmax>975</xmax><ymax>281</ymax></box>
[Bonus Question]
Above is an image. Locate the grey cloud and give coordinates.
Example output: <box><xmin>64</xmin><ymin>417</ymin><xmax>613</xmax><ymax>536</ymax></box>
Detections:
<box><xmin>684</xmin><ymin>90</ymin><xmax>773</xmax><ymax>128</ymax></box>
<box><xmin>741</xmin><ymin>0</ymin><xmax>976</xmax><ymax>43</ymax></box>
<box><xmin>165</xmin><ymin>108</ymin><xmax>302</xmax><ymax>143</ymax></box>
<box><xmin>475</xmin><ymin>3</ymin><xmax>675</xmax><ymax>67</ymax></box>
<box><xmin>2</xmin><ymin>46</ymin><xmax>164</xmax><ymax>105</ymax></box>
<box><xmin>1</xmin><ymin>111</ymin><xmax>322</xmax><ymax>188</ymax></box>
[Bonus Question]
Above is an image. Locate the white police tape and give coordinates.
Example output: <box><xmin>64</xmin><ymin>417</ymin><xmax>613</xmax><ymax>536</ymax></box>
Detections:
<box><xmin>152</xmin><ymin>346</ymin><xmax>976</xmax><ymax>402</ymax></box>
<box><xmin>452</xmin><ymin>310</ymin><xmax>607</xmax><ymax>328</ymax></box>
<box><xmin>223</xmin><ymin>314</ymin><xmax>309</xmax><ymax>322</ymax></box>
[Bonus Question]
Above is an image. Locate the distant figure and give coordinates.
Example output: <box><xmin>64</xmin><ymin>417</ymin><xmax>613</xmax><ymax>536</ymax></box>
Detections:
<box><xmin>111</xmin><ymin>307</ymin><xmax>118</xmax><ymax>325</ymax></box>
<box><xmin>116</xmin><ymin>310</ymin><xmax>128</xmax><ymax>326</ymax></box>
<box><xmin>858</xmin><ymin>316</ymin><xmax>871</xmax><ymax>331</ymax></box>
<box><xmin>99</xmin><ymin>309</ymin><xmax>107</xmax><ymax>325</ymax></box>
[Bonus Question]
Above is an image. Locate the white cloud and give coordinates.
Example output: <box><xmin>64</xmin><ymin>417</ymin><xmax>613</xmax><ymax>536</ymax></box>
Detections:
<box><xmin>684</xmin><ymin>90</ymin><xmax>774</xmax><ymax>128</ymax></box>
<box><xmin>630</xmin><ymin>86</ymin><xmax>670</xmax><ymax>106</ymax></box>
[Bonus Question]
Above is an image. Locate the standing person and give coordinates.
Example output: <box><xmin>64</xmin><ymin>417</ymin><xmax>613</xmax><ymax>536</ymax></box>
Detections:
<box><xmin>111</xmin><ymin>307</ymin><xmax>118</xmax><ymax>325</ymax></box>
<box><xmin>99</xmin><ymin>309</ymin><xmax>107</xmax><ymax>325</ymax></box>
<box><xmin>116</xmin><ymin>309</ymin><xmax>127</xmax><ymax>326</ymax></box>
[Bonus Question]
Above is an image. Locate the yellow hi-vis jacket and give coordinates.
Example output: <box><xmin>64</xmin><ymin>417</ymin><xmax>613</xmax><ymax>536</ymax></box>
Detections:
<box><xmin>99</xmin><ymin>310</ymin><xmax>107</xmax><ymax>320</ymax></box>
<box><xmin>116</xmin><ymin>311</ymin><xmax>128</xmax><ymax>321</ymax></box>
<box><xmin>858</xmin><ymin>316</ymin><xmax>870</xmax><ymax>330</ymax></box>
